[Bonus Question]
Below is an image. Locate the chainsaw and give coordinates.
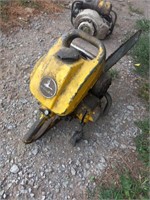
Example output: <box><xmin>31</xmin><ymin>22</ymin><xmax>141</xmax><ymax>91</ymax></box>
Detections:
<box><xmin>71</xmin><ymin>0</ymin><xmax>117</xmax><ymax>39</ymax></box>
<box><xmin>22</xmin><ymin>29</ymin><xmax>141</xmax><ymax>146</ymax></box>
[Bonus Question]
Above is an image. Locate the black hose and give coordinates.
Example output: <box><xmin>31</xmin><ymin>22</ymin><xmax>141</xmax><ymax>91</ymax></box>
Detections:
<box><xmin>109</xmin><ymin>10</ymin><xmax>117</xmax><ymax>35</ymax></box>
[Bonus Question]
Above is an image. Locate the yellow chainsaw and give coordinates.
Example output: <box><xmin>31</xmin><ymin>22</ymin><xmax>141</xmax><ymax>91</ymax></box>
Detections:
<box><xmin>23</xmin><ymin>29</ymin><xmax>141</xmax><ymax>146</ymax></box>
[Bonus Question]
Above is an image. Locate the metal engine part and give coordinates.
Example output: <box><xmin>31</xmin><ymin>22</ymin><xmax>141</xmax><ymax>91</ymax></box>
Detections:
<box><xmin>71</xmin><ymin>0</ymin><xmax>117</xmax><ymax>39</ymax></box>
<box><xmin>73</xmin><ymin>9</ymin><xmax>110</xmax><ymax>40</ymax></box>
<box><xmin>91</xmin><ymin>72</ymin><xmax>112</xmax><ymax>99</ymax></box>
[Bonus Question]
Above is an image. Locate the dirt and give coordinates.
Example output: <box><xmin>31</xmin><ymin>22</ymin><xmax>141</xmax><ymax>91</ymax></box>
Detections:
<box><xmin>0</xmin><ymin>0</ymin><xmax>64</xmax><ymax>32</ymax></box>
<box><xmin>0</xmin><ymin>0</ymin><xmax>149</xmax><ymax>199</ymax></box>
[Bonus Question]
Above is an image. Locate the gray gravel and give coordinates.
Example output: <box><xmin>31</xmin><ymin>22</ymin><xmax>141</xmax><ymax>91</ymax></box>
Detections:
<box><xmin>0</xmin><ymin>0</ymin><xmax>148</xmax><ymax>199</ymax></box>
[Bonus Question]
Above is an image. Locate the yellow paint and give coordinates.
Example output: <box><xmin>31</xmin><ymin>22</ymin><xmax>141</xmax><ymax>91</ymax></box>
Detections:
<box><xmin>30</xmin><ymin>36</ymin><xmax>105</xmax><ymax>116</ymax></box>
<box><xmin>98</xmin><ymin>0</ymin><xmax>104</xmax><ymax>8</ymax></box>
<box><xmin>77</xmin><ymin>112</ymin><xmax>94</xmax><ymax>123</ymax></box>
<box><xmin>98</xmin><ymin>0</ymin><xmax>111</xmax><ymax>15</ymax></box>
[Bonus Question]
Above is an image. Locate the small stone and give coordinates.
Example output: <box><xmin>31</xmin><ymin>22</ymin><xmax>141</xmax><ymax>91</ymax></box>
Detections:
<box><xmin>77</xmin><ymin>147</ymin><xmax>80</xmax><ymax>151</ymax></box>
<box><xmin>41</xmin><ymin>196</ymin><xmax>46</xmax><ymax>200</ymax></box>
<box><xmin>127</xmin><ymin>105</ymin><xmax>134</xmax><ymax>111</ymax></box>
<box><xmin>30</xmin><ymin>193</ymin><xmax>35</xmax><ymax>198</ymax></box>
<box><xmin>84</xmin><ymin>140</ymin><xmax>88</xmax><ymax>144</ymax></box>
<box><xmin>63</xmin><ymin>181</ymin><xmax>69</xmax><ymax>188</ymax></box>
<box><xmin>27</xmin><ymin>122</ymin><xmax>33</xmax><ymax>128</ymax></box>
<box><xmin>20</xmin><ymin>189</ymin><xmax>28</xmax><ymax>194</ymax></box>
<box><xmin>18</xmin><ymin>171</ymin><xmax>23</xmax><ymax>176</ymax></box>
<box><xmin>25</xmin><ymin>7</ymin><xmax>34</xmax><ymax>14</ymax></box>
<box><xmin>85</xmin><ymin>163</ymin><xmax>90</xmax><ymax>169</ymax></box>
<box><xmin>120</xmin><ymin>144</ymin><xmax>127</xmax><ymax>149</ymax></box>
<box><xmin>0</xmin><ymin>190</ymin><xmax>4</xmax><ymax>196</ymax></box>
<box><xmin>62</xmin><ymin>164</ymin><xmax>65</xmax><ymax>168</ymax></box>
<box><xmin>7</xmin><ymin>124</ymin><xmax>14</xmax><ymax>130</ymax></box>
<box><xmin>3</xmin><ymin>193</ymin><xmax>6</xmax><ymax>199</ymax></box>
<box><xmin>45</xmin><ymin>28</ymin><xmax>51</xmax><ymax>34</ymax></box>
<box><xmin>71</xmin><ymin>167</ymin><xmax>76</xmax><ymax>176</ymax></box>
<box><xmin>40</xmin><ymin>172</ymin><xmax>44</xmax><ymax>176</ymax></box>
<box><xmin>28</xmin><ymin>188</ymin><xmax>32</xmax><ymax>193</ymax></box>
<box><xmin>32</xmin><ymin>147</ymin><xmax>38</xmax><ymax>155</ymax></box>
<box><xmin>6</xmin><ymin>183</ymin><xmax>12</xmax><ymax>190</ymax></box>
<box><xmin>97</xmin><ymin>163</ymin><xmax>105</xmax><ymax>170</ymax></box>
<box><xmin>76</xmin><ymin>160</ymin><xmax>81</xmax><ymax>166</ymax></box>
<box><xmin>10</xmin><ymin>164</ymin><xmax>19</xmax><ymax>173</ymax></box>
<box><xmin>21</xmin><ymin>99</ymin><xmax>28</xmax><ymax>104</ymax></box>
<box><xmin>55</xmin><ymin>188</ymin><xmax>60</xmax><ymax>193</ymax></box>
<box><xmin>100</xmin><ymin>157</ymin><xmax>106</xmax><ymax>163</ymax></box>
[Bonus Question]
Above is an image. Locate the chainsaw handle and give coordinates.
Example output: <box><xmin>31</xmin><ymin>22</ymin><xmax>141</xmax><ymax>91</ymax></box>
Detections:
<box><xmin>62</xmin><ymin>29</ymin><xmax>105</xmax><ymax>61</ymax></box>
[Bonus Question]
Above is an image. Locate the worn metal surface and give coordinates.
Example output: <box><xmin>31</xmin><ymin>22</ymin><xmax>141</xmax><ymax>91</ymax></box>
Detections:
<box><xmin>30</xmin><ymin>30</ymin><xmax>105</xmax><ymax>116</ymax></box>
<box><xmin>73</xmin><ymin>9</ymin><xmax>110</xmax><ymax>39</ymax></box>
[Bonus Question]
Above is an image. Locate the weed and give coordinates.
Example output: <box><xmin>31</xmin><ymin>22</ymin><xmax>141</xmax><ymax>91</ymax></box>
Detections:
<box><xmin>132</xmin><ymin>33</ymin><xmax>149</xmax><ymax>77</ymax></box>
<box><xmin>0</xmin><ymin>0</ymin><xmax>9</xmax><ymax>7</ymax></box>
<box><xmin>135</xmin><ymin>119</ymin><xmax>149</xmax><ymax>166</ymax></box>
<box><xmin>132</xmin><ymin>18</ymin><xmax>149</xmax><ymax>101</ymax></box>
<box><xmin>128</xmin><ymin>2</ymin><xmax>143</xmax><ymax>15</ymax></box>
<box><xmin>97</xmin><ymin>171</ymin><xmax>149</xmax><ymax>200</ymax></box>
<box><xmin>90</xmin><ymin>176</ymin><xmax>95</xmax><ymax>182</ymax></box>
<box><xmin>87</xmin><ymin>117</ymin><xmax>149</xmax><ymax>199</ymax></box>
<box><xmin>0</xmin><ymin>0</ymin><xmax>9</xmax><ymax>22</ymax></box>
<box><xmin>17</xmin><ymin>0</ymin><xmax>40</xmax><ymax>9</ymax></box>
<box><xmin>138</xmin><ymin>81</ymin><xmax>149</xmax><ymax>102</ymax></box>
<box><xmin>136</xmin><ymin>19</ymin><xmax>150</xmax><ymax>32</ymax></box>
<box><xmin>109</xmin><ymin>69</ymin><xmax>119</xmax><ymax>79</ymax></box>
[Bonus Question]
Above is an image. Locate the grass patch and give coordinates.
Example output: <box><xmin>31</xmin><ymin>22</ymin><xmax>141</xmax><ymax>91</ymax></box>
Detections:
<box><xmin>87</xmin><ymin>161</ymin><xmax>149</xmax><ymax>200</ymax></box>
<box><xmin>98</xmin><ymin>172</ymin><xmax>149</xmax><ymax>200</ymax></box>
<box><xmin>109</xmin><ymin>69</ymin><xmax>119</xmax><ymax>80</ymax></box>
<box><xmin>0</xmin><ymin>0</ymin><xmax>9</xmax><ymax>21</ymax></box>
<box><xmin>87</xmin><ymin>118</ymin><xmax>149</xmax><ymax>199</ymax></box>
<box><xmin>17</xmin><ymin>0</ymin><xmax>40</xmax><ymax>9</ymax></box>
<box><xmin>131</xmin><ymin>19</ymin><xmax>149</xmax><ymax>77</ymax></box>
<box><xmin>136</xmin><ymin>19</ymin><xmax>150</xmax><ymax>32</ymax></box>
<box><xmin>131</xmin><ymin>19</ymin><xmax>149</xmax><ymax>102</ymax></box>
<box><xmin>138</xmin><ymin>81</ymin><xmax>149</xmax><ymax>102</ymax></box>
<box><xmin>135</xmin><ymin>119</ymin><xmax>149</xmax><ymax>166</ymax></box>
<box><xmin>132</xmin><ymin>33</ymin><xmax>149</xmax><ymax>76</ymax></box>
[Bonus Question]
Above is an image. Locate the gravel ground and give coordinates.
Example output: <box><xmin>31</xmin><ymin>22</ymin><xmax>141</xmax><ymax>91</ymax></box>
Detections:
<box><xmin>0</xmin><ymin>0</ymin><xmax>148</xmax><ymax>199</ymax></box>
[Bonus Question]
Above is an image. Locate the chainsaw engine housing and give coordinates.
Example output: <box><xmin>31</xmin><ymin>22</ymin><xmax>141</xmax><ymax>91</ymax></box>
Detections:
<box><xmin>29</xmin><ymin>30</ymin><xmax>106</xmax><ymax>116</ymax></box>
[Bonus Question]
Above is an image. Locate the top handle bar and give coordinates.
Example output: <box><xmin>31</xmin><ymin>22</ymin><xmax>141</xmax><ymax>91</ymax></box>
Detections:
<box><xmin>62</xmin><ymin>29</ymin><xmax>106</xmax><ymax>62</ymax></box>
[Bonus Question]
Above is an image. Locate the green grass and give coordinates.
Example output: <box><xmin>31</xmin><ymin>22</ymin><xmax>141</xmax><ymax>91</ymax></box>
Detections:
<box><xmin>98</xmin><ymin>172</ymin><xmax>149</xmax><ymax>200</ymax></box>
<box><xmin>0</xmin><ymin>0</ymin><xmax>9</xmax><ymax>6</ymax></box>
<box><xmin>0</xmin><ymin>0</ymin><xmax>9</xmax><ymax>21</ymax></box>
<box><xmin>17</xmin><ymin>0</ymin><xmax>40</xmax><ymax>9</ymax></box>
<box><xmin>131</xmin><ymin>19</ymin><xmax>149</xmax><ymax>102</ymax></box>
<box><xmin>131</xmin><ymin>19</ymin><xmax>149</xmax><ymax>77</ymax></box>
<box><xmin>136</xmin><ymin>19</ymin><xmax>150</xmax><ymax>32</ymax></box>
<box><xmin>132</xmin><ymin>33</ymin><xmax>149</xmax><ymax>76</ymax></box>
<box><xmin>87</xmin><ymin>169</ymin><xmax>149</xmax><ymax>200</ymax></box>
<box><xmin>87</xmin><ymin>118</ymin><xmax>149</xmax><ymax>200</ymax></box>
<box><xmin>109</xmin><ymin>69</ymin><xmax>119</xmax><ymax>80</ymax></box>
<box><xmin>135</xmin><ymin>119</ymin><xmax>149</xmax><ymax>166</ymax></box>
<box><xmin>138</xmin><ymin>81</ymin><xmax>149</xmax><ymax>102</ymax></box>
